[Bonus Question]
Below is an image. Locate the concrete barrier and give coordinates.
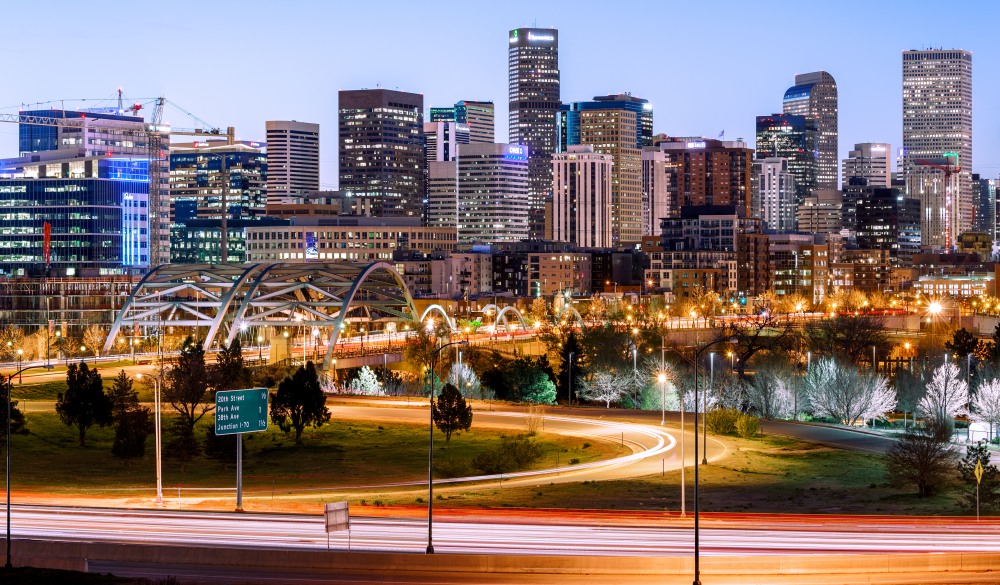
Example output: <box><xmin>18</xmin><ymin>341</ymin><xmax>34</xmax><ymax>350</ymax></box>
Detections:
<box><xmin>4</xmin><ymin>538</ymin><xmax>1000</xmax><ymax>583</ymax></box>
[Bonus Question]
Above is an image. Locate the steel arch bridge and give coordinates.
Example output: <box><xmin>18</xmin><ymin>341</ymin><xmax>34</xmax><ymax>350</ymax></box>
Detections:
<box><xmin>103</xmin><ymin>262</ymin><xmax>418</xmax><ymax>369</ymax></box>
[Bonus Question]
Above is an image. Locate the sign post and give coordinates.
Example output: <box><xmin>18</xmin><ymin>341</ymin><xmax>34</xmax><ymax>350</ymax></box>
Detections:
<box><xmin>975</xmin><ymin>459</ymin><xmax>984</xmax><ymax>522</ymax></box>
<box><xmin>324</xmin><ymin>501</ymin><xmax>351</xmax><ymax>551</ymax></box>
<box><xmin>216</xmin><ymin>388</ymin><xmax>269</xmax><ymax>511</ymax></box>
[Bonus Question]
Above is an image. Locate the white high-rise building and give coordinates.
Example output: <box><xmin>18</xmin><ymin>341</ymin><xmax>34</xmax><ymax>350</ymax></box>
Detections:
<box><xmin>423</xmin><ymin>121</ymin><xmax>470</xmax><ymax>165</ymax></box>
<box><xmin>842</xmin><ymin>143</ymin><xmax>891</xmax><ymax>188</ymax></box>
<box><xmin>428</xmin><ymin>143</ymin><xmax>530</xmax><ymax>243</ymax></box>
<box><xmin>752</xmin><ymin>157</ymin><xmax>797</xmax><ymax>233</ymax></box>
<box><xmin>902</xmin><ymin>49</ymin><xmax>972</xmax><ymax>251</ymax></box>
<box><xmin>551</xmin><ymin>145</ymin><xmax>613</xmax><ymax>248</ymax></box>
<box><xmin>265</xmin><ymin>120</ymin><xmax>319</xmax><ymax>206</ymax></box>
<box><xmin>641</xmin><ymin>149</ymin><xmax>670</xmax><ymax>237</ymax></box>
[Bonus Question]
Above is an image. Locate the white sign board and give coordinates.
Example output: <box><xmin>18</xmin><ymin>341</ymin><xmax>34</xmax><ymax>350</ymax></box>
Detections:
<box><xmin>325</xmin><ymin>501</ymin><xmax>350</xmax><ymax>533</ymax></box>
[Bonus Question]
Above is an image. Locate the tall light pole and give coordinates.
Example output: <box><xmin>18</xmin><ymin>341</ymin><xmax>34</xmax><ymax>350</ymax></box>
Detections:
<box><xmin>135</xmin><ymin>373</ymin><xmax>163</xmax><ymax>506</ymax></box>
<box><xmin>658</xmin><ymin>372</ymin><xmax>667</xmax><ymax>426</ymax></box>
<box><xmin>5</xmin><ymin>363</ymin><xmax>53</xmax><ymax>569</ymax></box>
<box><xmin>567</xmin><ymin>352</ymin><xmax>574</xmax><ymax>406</ymax></box>
<box><xmin>704</xmin><ymin>352</ymin><xmax>714</xmax><ymax>465</ymax></box>
<box><xmin>256</xmin><ymin>335</ymin><xmax>264</xmax><ymax>363</ymax></box>
<box><xmin>691</xmin><ymin>337</ymin><xmax>735</xmax><ymax>585</ymax></box>
<box><xmin>427</xmin><ymin>338</ymin><xmax>468</xmax><ymax>554</ymax></box>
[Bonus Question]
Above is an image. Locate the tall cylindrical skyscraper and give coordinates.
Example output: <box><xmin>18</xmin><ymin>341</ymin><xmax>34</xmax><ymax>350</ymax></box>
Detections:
<box><xmin>509</xmin><ymin>28</ymin><xmax>560</xmax><ymax>240</ymax></box>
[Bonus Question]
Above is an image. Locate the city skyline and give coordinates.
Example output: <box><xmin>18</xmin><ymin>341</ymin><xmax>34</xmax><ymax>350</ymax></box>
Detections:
<box><xmin>1</xmin><ymin>0</ymin><xmax>997</xmax><ymax>188</ymax></box>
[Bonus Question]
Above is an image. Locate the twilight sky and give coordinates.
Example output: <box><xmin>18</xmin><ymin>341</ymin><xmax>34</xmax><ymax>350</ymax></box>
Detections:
<box><xmin>1</xmin><ymin>0</ymin><xmax>997</xmax><ymax>187</ymax></box>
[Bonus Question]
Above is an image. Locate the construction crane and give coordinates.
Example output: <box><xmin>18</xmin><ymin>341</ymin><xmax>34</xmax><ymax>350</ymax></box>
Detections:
<box><xmin>0</xmin><ymin>97</ymin><xmax>236</xmax><ymax>266</ymax></box>
<box><xmin>915</xmin><ymin>156</ymin><xmax>961</xmax><ymax>253</ymax></box>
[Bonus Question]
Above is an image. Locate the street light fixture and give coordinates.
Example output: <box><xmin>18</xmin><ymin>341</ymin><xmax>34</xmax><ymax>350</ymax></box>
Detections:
<box><xmin>690</xmin><ymin>337</ymin><xmax>736</xmax><ymax>585</ymax></box>
<box><xmin>657</xmin><ymin>372</ymin><xmax>667</xmax><ymax>425</ymax></box>
<box><xmin>427</xmin><ymin>338</ymin><xmax>468</xmax><ymax>554</ymax></box>
<box><xmin>5</xmin><ymin>362</ymin><xmax>54</xmax><ymax>569</ymax></box>
<box><xmin>257</xmin><ymin>335</ymin><xmax>264</xmax><ymax>363</ymax></box>
<box><xmin>135</xmin><ymin>373</ymin><xmax>163</xmax><ymax>506</ymax></box>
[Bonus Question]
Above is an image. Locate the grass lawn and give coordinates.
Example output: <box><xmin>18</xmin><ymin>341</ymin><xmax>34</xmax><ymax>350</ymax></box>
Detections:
<box><xmin>7</xmin><ymin>411</ymin><xmax>617</xmax><ymax>497</ymax></box>
<box><xmin>355</xmin><ymin>434</ymin><xmax>976</xmax><ymax>516</ymax></box>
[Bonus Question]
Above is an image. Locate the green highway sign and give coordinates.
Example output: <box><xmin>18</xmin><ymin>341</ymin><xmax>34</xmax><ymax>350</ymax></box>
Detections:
<box><xmin>215</xmin><ymin>388</ymin><xmax>268</xmax><ymax>435</ymax></box>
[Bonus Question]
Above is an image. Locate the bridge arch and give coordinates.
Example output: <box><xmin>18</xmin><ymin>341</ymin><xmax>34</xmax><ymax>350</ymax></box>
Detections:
<box><xmin>419</xmin><ymin>304</ymin><xmax>455</xmax><ymax>332</ymax></box>
<box><xmin>494</xmin><ymin>305</ymin><xmax>529</xmax><ymax>334</ymax></box>
<box><xmin>105</xmin><ymin>262</ymin><xmax>418</xmax><ymax>370</ymax></box>
<box><xmin>556</xmin><ymin>304</ymin><xmax>585</xmax><ymax>328</ymax></box>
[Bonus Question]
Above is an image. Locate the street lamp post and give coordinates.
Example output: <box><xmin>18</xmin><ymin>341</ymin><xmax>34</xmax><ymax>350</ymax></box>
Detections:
<box><xmin>257</xmin><ymin>335</ymin><xmax>264</xmax><ymax>364</ymax></box>
<box><xmin>704</xmin><ymin>352</ymin><xmax>714</xmax><ymax>465</ymax></box>
<box><xmin>691</xmin><ymin>337</ymin><xmax>735</xmax><ymax>585</ymax></box>
<box><xmin>135</xmin><ymin>373</ymin><xmax>163</xmax><ymax>506</ymax></box>
<box><xmin>427</xmin><ymin>338</ymin><xmax>468</xmax><ymax>554</ymax></box>
<box><xmin>658</xmin><ymin>373</ymin><xmax>667</xmax><ymax>426</ymax></box>
<box><xmin>567</xmin><ymin>352</ymin><xmax>574</xmax><ymax>406</ymax></box>
<box><xmin>5</xmin><ymin>362</ymin><xmax>53</xmax><ymax>569</ymax></box>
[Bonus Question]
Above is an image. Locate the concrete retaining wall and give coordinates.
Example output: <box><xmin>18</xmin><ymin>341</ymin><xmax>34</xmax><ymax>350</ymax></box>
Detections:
<box><xmin>4</xmin><ymin>538</ymin><xmax>1000</xmax><ymax>582</ymax></box>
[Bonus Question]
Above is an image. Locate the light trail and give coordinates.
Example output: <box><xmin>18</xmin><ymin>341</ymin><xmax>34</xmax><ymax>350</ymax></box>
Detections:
<box><xmin>9</xmin><ymin>505</ymin><xmax>1000</xmax><ymax>557</ymax></box>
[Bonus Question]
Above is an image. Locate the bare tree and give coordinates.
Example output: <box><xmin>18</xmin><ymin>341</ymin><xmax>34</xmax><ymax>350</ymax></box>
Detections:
<box><xmin>886</xmin><ymin>418</ymin><xmax>956</xmax><ymax>497</ymax></box>
<box><xmin>804</xmin><ymin>357</ymin><xmax>896</xmax><ymax>426</ymax></box>
<box><xmin>721</xmin><ymin>298</ymin><xmax>797</xmax><ymax>378</ymax></box>
<box><xmin>918</xmin><ymin>362</ymin><xmax>969</xmax><ymax>428</ymax></box>
<box><xmin>972</xmin><ymin>378</ymin><xmax>1000</xmax><ymax>441</ymax></box>
<box><xmin>743</xmin><ymin>359</ymin><xmax>795</xmax><ymax>420</ymax></box>
<box><xmin>805</xmin><ymin>314</ymin><xmax>888</xmax><ymax>365</ymax></box>
<box><xmin>579</xmin><ymin>369</ymin><xmax>630</xmax><ymax>408</ymax></box>
<box><xmin>82</xmin><ymin>325</ymin><xmax>107</xmax><ymax>358</ymax></box>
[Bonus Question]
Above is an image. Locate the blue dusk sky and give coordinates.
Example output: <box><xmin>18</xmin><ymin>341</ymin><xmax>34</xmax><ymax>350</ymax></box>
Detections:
<box><xmin>1</xmin><ymin>0</ymin><xmax>997</xmax><ymax>187</ymax></box>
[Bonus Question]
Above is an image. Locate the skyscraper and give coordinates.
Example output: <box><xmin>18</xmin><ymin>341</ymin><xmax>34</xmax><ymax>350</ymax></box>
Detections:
<box><xmin>265</xmin><ymin>120</ymin><xmax>319</xmax><ymax>206</ymax></box>
<box><xmin>972</xmin><ymin>173</ymin><xmax>997</xmax><ymax>239</ymax></box>
<box><xmin>783</xmin><ymin>71</ymin><xmax>837</xmax><ymax>189</ymax></box>
<box><xmin>430</xmin><ymin>101</ymin><xmax>495</xmax><ymax>144</ymax></box>
<box><xmin>423</xmin><ymin>121</ymin><xmax>470</xmax><ymax>165</ymax></box>
<box><xmin>902</xmin><ymin>49</ymin><xmax>973</xmax><ymax>249</ymax></box>
<box><xmin>756</xmin><ymin>114</ymin><xmax>819</xmax><ymax>203</ymax></box>
<box><xmin>752</xmin><ymin>157</ymin><xmax>796</xmax><ymax>233</ymax></box>
<box><xmin>557</xmin><ymin>94</ymin><xmax>649</xmax><ymax>245</ymax></box>
<box><xmin>651</xmin><ymin>137</ymin><xmax>754</xmax><ymax>218</ymax></box>
<box><xmin>338</xmin><ymin>89</ymin><xmax>425</xmax><ymax>218</ymax></box>
<box><xmin>842</xmin><ymin>143</ymin><xmax>890</xmax><ymax>188</ymax></box>
<box><xmin>509</xmin><ymin>27</ymin><xmax>560</xmax><ymax>239</ymax></box>
<box><xmin>551</xmin><ymin>145</ymin><xmax>613</xmax><ymax>248</ymax></box>
<box><xmin>428</xmin><ymin>144</ymin><xmax>530</xmax><ymax>243</ymax></box>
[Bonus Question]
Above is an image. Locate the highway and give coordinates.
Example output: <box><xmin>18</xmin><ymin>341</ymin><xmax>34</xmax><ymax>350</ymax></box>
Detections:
<box><xmin>10</xmin><ymin>505</ymin><xmax>1000</xmax><ymax>556</ymax></box>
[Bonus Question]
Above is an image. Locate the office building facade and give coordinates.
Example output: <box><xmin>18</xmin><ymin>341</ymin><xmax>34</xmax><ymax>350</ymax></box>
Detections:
<box><xmin>558</xmin><ymin>95</ymin><xmax>649</xmax><ymax>245</ymax></box>
<box><xmin>509</xmin><ymin>28</ymin><xmax>560</xmax><ymax>239</ymax></box>
<box><xmin>423</xmin><ymin>121</ymin><xmax>470</xmax><ymax>164</ymax></box>
<box><xmin>651</xmin><ymin>137</ymin><xmax>754</xmax><ymax>219</ymax></box>
<box><xmin>641</xmin><ymin>149</ymin><xmax>670</xmax><ymax>237</ymax></box>
<box><xmin>842</xmin><ymin>143</ymin><xmax>890</xmax><ymax>188</ymax></box>
<box><xmin>902</xmin><ymin>49</ymin><xmax>973</xmax><ymax>245</ymax></box>
<box><xmin>0</xmin><ymin>155</ymin><xmax>149</xmax><ymax>276</ymax></box>
<box><xmin>551</xmin><ymin>145</ymin><xmax>613</xmax><ymax>248</ymax></box>
<box><xmin>752</xmin><ymin>157</ymin><xmax>796</xmax><ymax>232</ymax></box>
<box><xmin>783</xmin><ymin>71</ymin><xmax>837</xmax><ymax>189</ymax></box>
<box><xmin>907</xmin><ymin>154</ymin><xmax>960</xmax><ymax>250</ymax></box>
<box><xmin>169</xmin><ymin>145</ymin><xmax>267</xmax><ymax>223</ymax></box>
<box><xmin>428</xmin><ymin>143</ymin><xmax>530</xmax><ymax>244</ymax></box>
<box><xmin>338</xmin><ymin>89</ymin><xmax>425</xmax><ymax>217</ymax></box>
<box><xmin>854</xmin><ymin>187</ymin><xmax>921</xmax><ymax>266</ymax></box>
<box><xmin>755</xmin><ymin>113</ymin><xmax>819</xmax><ymax>202</ymax></box>
<box><xmin>265</xmin><ymin>120</ymin><xmax>319</xmax><ymax>206</ymax></box>
<box><xmin>797</xmin><ymin>189</ymin><xmax>843</xmax><ymax>234</ymax></box>
<box><xmin>972</xmin><ymin>173</ymin><xmax>997</xmax><ymax>239</ymax></box>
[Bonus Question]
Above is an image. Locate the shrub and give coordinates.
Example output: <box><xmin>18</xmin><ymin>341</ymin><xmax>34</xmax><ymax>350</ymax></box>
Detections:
<box><xmin>472</xmin><ymin>434</ymin><xmax>543</xmax><ymax>474</ymax></box>
<box><xmin>434</xmin><ymin>458</ymin><xmax>474</xmax><ymax>479</ymax></box>
<box><xmin>736</xmin><ymin>414</ymin><xmax>761</xmax><ymax>439</ymax></box>
<box><xmin>706</xmin><ymin>408</ymin><xmax>742</xmax><ymax>435</ymax></box>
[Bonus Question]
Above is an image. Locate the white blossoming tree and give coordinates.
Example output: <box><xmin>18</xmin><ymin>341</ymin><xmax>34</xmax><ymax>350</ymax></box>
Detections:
<box><xmin>447</xmin><ymin>362</ymin><xmax>481</xmax><ymax>399</ymax></box>
<box><xmin>742</xmin><ymin>360</ymin><xmax>795</xmax><ymax>420</ymax></box>
<box><xmin>348</xmin><ymin>366</ymin><xmax>384</xmax><ymax>396</ymax></box>
<box><xmin>918</xmin><ymin>363</ymin><xmax>968</xmax><ymax>427</ymax></box>
<box><xmin>579</xmin><ymin>369</ymin><xmax>630</xmax><ymax>408</ymax></box>
<box><xmin>804</xmin><ymin>357</ymin><xmax>896</xmax><ymax>426</ymax></box>
<box><xmin>972</xmin><ymin>378</ymin><xmax>1000</xmax><ymax>441</ymax></box>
